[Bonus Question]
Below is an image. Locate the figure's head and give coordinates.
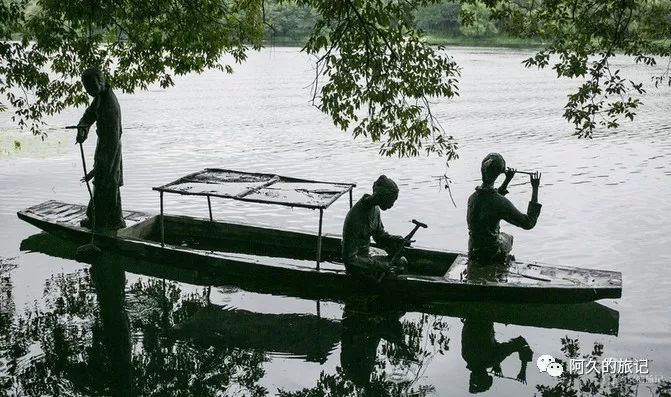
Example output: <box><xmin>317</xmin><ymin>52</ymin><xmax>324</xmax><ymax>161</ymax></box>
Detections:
<box><xmin>480</xmin><ymin>153</ymin><xmax>506</xmax><ymax>184</ymax></box>
<box><xmin>372</xmin><ymin>175</ymin><xmax>399</xmax><ymax>211</ymax></box>
<box><xmin>81</xmin><ymin>68</ymin><xmax>105</xmax><ymax>97</ymax></box>
<box><xmin>469</xmin><ymin>370</ymin><xmax>493</xmax><ymax>394</ymax></box>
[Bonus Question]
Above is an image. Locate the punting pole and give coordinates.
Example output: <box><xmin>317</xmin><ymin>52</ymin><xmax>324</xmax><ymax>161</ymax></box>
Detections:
<box><xmin>349</xmin><ymin>188</ymin><xmax>353</xmax><ymax>208</ymax></box>
<box><xmin>316</xmin><ymin>208</ymin><xmax>324</xmax><ymax>270</ymax></box>
<box><xmin>207</xmin><ymin>196</ymin><xmax>213</xmax><ymax>222</ymax></box>
<box><xmin>160</xmin><ymin>191</ymin><xmax>165</xmax><ymax>247</ymax></box>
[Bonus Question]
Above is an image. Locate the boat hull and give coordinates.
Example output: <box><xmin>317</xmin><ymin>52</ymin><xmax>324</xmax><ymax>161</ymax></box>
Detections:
<box><xmin>17</xmin><ymin>200</ymin><xmax>622</xmax><ymax>303</ymax></box>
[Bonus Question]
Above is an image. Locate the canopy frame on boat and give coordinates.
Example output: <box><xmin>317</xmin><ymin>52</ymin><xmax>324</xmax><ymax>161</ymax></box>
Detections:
<box><xmin>153</xmin><ymin>168</ymin><xmax>356</xmax><ymax>268</ymax></box>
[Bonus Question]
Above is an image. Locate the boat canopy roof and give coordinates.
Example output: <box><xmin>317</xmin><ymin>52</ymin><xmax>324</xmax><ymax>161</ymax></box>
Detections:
<box><xmin>153</xmin><ymin>168</ymin><xmax>356</xmax><ymax>209</ymax></box>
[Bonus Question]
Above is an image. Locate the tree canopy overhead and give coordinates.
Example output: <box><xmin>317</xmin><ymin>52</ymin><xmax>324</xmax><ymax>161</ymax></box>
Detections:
<box><xmin>0</xmin><ymin>0</ymin><xmax>670</xmax><ymax>161</ymax></box>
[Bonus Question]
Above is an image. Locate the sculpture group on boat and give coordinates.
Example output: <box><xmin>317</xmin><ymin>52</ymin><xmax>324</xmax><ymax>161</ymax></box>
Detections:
<box><xmin>340</xmin><ymin>156</ymin><xmax>542</xmax><ymax>281</ymax></box>
<box><xmin>73</xmin><ymin>68</ymin><xmax>543</xmax><ymax>277</ymax></box>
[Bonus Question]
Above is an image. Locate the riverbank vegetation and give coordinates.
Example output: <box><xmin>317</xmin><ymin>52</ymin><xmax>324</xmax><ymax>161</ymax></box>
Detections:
<box><xmin>1</xmin><ymin>0</ymin><xmax>670</xmax><ymax>162</ymax></box>
<box><xmin>264</xmin><ymin>0</ymin><xmax>545</xmax><ymax>47</ymax></box>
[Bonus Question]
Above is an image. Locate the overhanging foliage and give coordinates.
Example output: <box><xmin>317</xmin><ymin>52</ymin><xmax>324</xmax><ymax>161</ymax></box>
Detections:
<box><xmin>1</xmin><ymin>0</ymin><xmax>670</xmax><ymax>159</ymax></box>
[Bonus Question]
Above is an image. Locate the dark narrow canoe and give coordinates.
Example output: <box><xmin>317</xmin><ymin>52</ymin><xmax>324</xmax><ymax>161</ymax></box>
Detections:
<box><xmin>17</xmin><ymin>200</ymin><xmax>622</xmax><ymax>304</ymax></box>
<box><xmin>19</xmin><ymin>231</ymin><xmax>621</xmax><ymax>336</ymax></box>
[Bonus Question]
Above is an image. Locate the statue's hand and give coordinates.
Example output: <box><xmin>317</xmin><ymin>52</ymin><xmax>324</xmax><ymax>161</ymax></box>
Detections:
<box><xmin>81</xmin><ymin>172</ymin><xmax>94</xmax><ymax>183</ymax></box>
<box><xmin>76</xmin><ymin>126</ymin><xmax>89</xmax><ymax>144</ymax></box>
<box><xmin>391</xmin><ymin>256</ymin><xmax>408</xmax><ymax>270</ymax></box>
<box><xmin>505</xmin><ymin>168</ymin><xmax>516</xmax><ymax>181</ymax></box>
<box><xmin>530</xmin><ymin>171</ymin><xmax>541</xmax><ymax>189</ymax></box>
<box><xmin>493</xmin><ymin>365</ymin><xmax>503</xmax><ymax>377</ymax></box>
<box><xmin>393</xmin><ymin>235</ymin><xmax>412</xmax><ymax>248</ymax></box>
<box><xmin>516</xmin><ymin>371</ymin><xmax>527</xmax><ymax>384</ymax></box>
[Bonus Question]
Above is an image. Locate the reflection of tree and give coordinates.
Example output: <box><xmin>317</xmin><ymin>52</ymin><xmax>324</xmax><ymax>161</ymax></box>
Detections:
<box><xmin>1</xmin><ymin>257</ymin><xmax>268</xmax><ymax>396</ymax></box>
<box><xmin>278</xmin><ymin>298</ymin><xmax>449</xmax><ymax>397</ymax></box>
<box><xmin>128</xmin><ymin>278</ymin><xmax>268</xmax><ymax>397</ymax></box>
<box><xmin>536</xmin><ymin>337</ymin><xmax>671</xmax><ymax>397</ymax></box>
<box><xmin>0</xmin><ymin>257</ymin><xmax>17</xmax><ymax>395</ymax></box>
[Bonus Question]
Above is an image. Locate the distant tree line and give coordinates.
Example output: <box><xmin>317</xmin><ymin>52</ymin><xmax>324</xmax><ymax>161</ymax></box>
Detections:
<box><xmin>265</xmin><ymin>0</ymin><xmax>496</xmax><ymax>41</ymax></box>
<box><xmin>266</xmin><ymin>0</ymin><xmax>671</xmax><ymax>42</ymax></box>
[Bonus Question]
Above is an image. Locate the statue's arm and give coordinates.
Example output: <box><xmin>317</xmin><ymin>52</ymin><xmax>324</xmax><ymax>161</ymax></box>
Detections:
<box><xmin>499</xmin><ymin>197</ymin><xmax>542</xmax><ymax>230</ymax></box>
<box><xmin>78</xmin><ymin>97</ymin><xmax>98</xmax><ymax>127</ymax></box>
<box><xmin>498</xmin><ymin>168</ymin><xmax>516</xmax><ymax>195</ymax></box>
<box><xmin>372</xmin><ymin>213</ymin><xmax>403</xmax><ymax>252</ymax></box>
<box><xmin>76</xmin><ymin>98</ymin><xmax>98</xmax><ymax>143</ymax></box>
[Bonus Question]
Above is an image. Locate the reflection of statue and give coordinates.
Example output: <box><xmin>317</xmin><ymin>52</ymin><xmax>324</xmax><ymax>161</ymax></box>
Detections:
<box><xmin>13</xmin><ymin>233</ymin><xmax>274</xmax><ymax>396</ymax></box>
<box><xmin>342</xmin><ymin>175</ymin><xmax>408</xmax><ymax>280</ymax></box>
<box><xmin>76</xmin><ymin>68</ymin><xmax>125</xmax><ymax>230</ymax></box>
<box><xmin>340</xmin><ymin>299</ymin><xmax>413</xmax><ymax>389</ymax></box>
<box><xmin>461</xmin><ymin>318</ymin><xmax>532</xmax><ymax>393</ymax></box>
<box><xmin>90</xmin><ymin>262</ymin><xmax>134</xmax><ymax>396</ymax></box>
<box><xmin>467</xmin><ymin>153</ymin><xmax>541</xmax><ymax>265</ymax></box>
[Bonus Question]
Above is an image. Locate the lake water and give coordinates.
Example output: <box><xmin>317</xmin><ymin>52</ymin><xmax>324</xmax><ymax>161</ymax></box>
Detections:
<box><xmin>1</xmin><ymin>47</ymin><xmax>670</xmax><ymax>396</ymax></box>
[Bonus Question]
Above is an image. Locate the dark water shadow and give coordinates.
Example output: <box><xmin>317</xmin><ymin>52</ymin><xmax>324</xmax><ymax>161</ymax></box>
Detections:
<box><xmin>6</xmin><ymin>232</ymin><xmax>631</xmax><ymax>396</ymax></box>
<box><xmin>20</xmin><ymin>232</ymin><xmax>619</xmax><ymax>336</ymax></box>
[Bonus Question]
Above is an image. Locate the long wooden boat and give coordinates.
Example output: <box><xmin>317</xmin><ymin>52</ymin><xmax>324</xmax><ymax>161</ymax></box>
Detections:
<box><xmin>19</xmin><ymin>231</ymin><xmax>620</xmax><ymax>335</ymax></box>
<box><xmin>17</xmin><ymin>200</ymin><xmax>622</xmax><ymax>304</ymax></box>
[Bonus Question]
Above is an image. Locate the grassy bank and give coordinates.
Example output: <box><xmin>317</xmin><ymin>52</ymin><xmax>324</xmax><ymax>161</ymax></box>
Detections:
<box><xmin>422</xmin><ymin>34</ymin><xmax>544</xmax><ymax>48</ymax></box>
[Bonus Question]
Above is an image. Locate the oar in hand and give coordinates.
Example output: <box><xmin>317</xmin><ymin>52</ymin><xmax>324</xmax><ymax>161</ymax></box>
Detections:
<box><xmin>66</xmin><ymin>125</ymin><xmax>101</xmax><ymax>259</ymax></box>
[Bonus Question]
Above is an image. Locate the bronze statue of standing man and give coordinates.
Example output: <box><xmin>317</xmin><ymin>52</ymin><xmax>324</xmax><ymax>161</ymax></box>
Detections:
<box><xmin>76</xmin><ymin>68</ymin><xmax>125</xmax><ymax>230</ymax></box>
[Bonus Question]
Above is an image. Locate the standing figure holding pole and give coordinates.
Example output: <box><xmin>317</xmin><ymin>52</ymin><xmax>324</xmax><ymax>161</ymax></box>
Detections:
<box><xmin>75</xmin><ymin>68</ymin><xmax>125</xmax><ymax>231</ymax></box>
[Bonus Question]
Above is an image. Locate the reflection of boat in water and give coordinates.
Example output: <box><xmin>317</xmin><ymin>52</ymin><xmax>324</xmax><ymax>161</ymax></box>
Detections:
<box><xmin>18</xmin><ymin>200</ymin><xmax>621</xmax><ymax>303</ymax></box>
<box><xmin>20</xmin><ymin>232</ymin><xmax>619</xmax><ymax>336</ymax></box>
<box><xmin>169</xmin><ymin>305</ymin><xmax>341</xmax><ymax>363</ymax></box>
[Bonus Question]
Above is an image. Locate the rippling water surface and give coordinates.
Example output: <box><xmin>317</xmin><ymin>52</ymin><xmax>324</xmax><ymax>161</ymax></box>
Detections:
<box><xmin>1</xmin><ymin>47</ymin><xmax>670</xmax><ymax>396</ymax></box>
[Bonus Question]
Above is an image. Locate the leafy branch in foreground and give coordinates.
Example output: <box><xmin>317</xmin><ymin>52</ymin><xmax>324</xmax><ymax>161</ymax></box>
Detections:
<box><xmin>0</xmin><ymin>0</ymin><xmax>459</xmax><ymax>161</ymax></box>
<box><xmin>1</xmin><ymin>0</ymin><xmax>670</xmax><ymax>158</ymax></box>
<box><xmin>493</xmin><ymin>0</ymin><xmax>671</xmax><ymax>137</ymax></box>
<box><xmin>0</xmin><ymin>0</ymin><xmax>265</xmax><ymax>136</ymax></box>
<box><xmin>300</xmin><ymin>0</ymin><xmax>460</xmax><ymax>159</ymax></box>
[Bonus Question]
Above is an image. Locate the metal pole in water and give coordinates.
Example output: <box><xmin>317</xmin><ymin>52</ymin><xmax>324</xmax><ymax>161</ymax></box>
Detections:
<box><xmin>316</xmin><ymin>208</ymin><xmax>323</xmax><ymax>270</ymax></box>
<box><xmin>207</xmin><ymin>195</ymin><xmax>213</xmax><ymax>222</ymax></box>
<box><xmin>160</xmin><ymin>191</ymin><xmax>165</xmax><ymax>247</ymax></box>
